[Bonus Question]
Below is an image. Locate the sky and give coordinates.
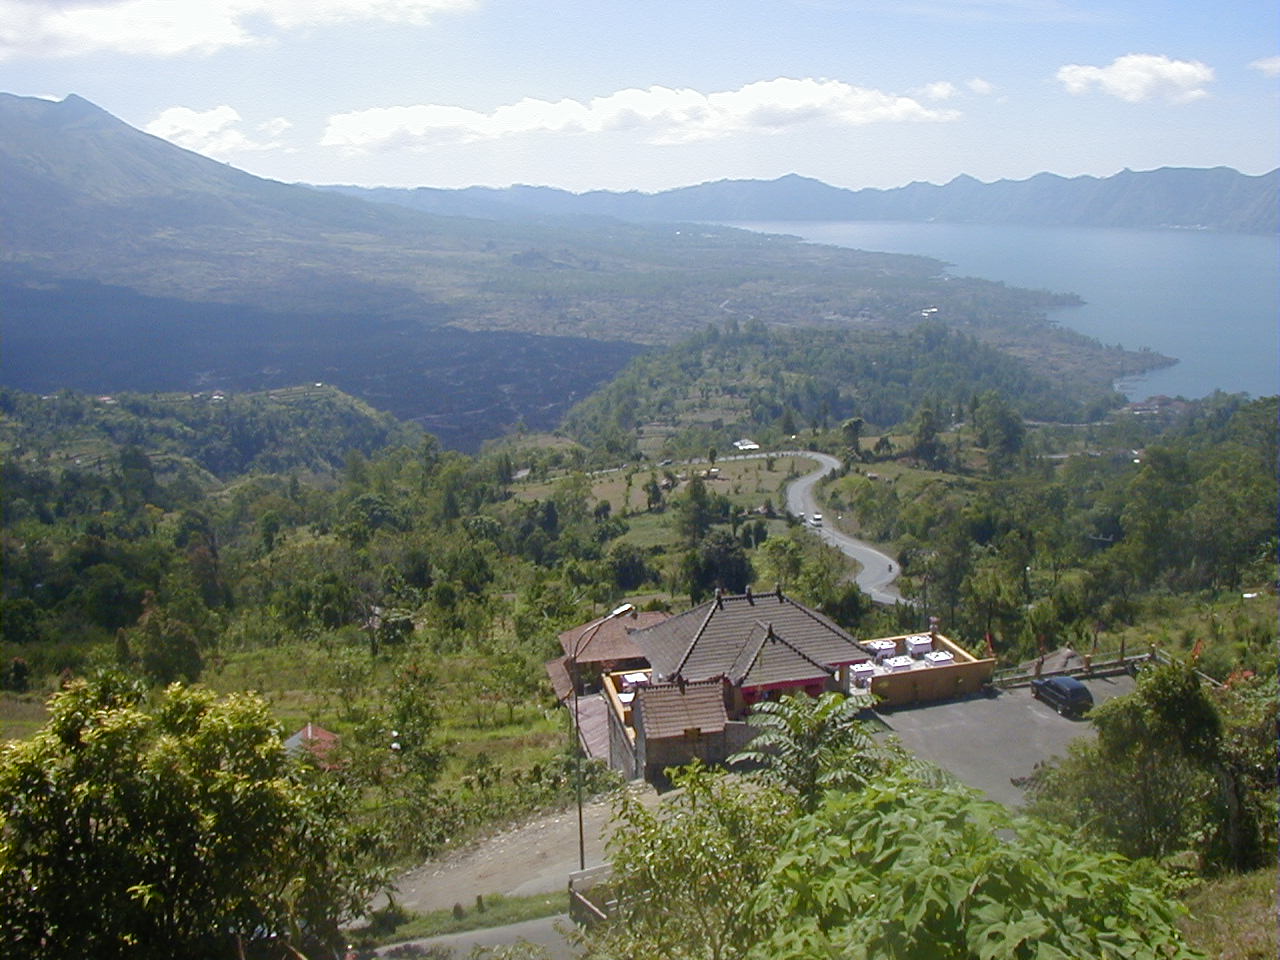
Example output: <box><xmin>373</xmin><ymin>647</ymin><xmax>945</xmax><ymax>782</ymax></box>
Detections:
<box><xmin>2</xmin><ymin>0</ymin><xmax>1278</xmax><ymax>193</ymax></box>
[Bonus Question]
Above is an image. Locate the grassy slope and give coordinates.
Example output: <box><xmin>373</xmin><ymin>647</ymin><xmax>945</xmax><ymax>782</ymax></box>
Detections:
<box><xmin>1180</xmin><ymin>868</ymin><xmax>1278</xmax><ymax>960</ymax></box>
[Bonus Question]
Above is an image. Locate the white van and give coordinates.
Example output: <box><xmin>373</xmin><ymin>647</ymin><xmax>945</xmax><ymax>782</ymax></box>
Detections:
<box><xmin>811</xmin><ymin>513</ymin><xmax>823</xmax><ymax>527</ymax></box>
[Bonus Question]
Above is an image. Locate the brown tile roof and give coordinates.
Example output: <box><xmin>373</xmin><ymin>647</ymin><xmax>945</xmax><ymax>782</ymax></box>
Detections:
<box><xmin>631</xmin><ymin>590</ymin><xmax>866</xmax><ymax>688</ymax></box>
<box><xmin>557</xmin><ymin>609</ymin><xmax>670</xmax><ymax>664</ymax></box>
<box><xmin>544</xmin><ymin>655</ymin><xmax>574</xmax><ymax>702</ymax></box>
<box><xmin>728</xmin><ymin>622</ymin><xmax>837</xmax><ymax>688</ymax></box>
<box><xmin>634</xmin><ymin>680</ymin><xmax>728</xmax><ymax>740</ymax></box>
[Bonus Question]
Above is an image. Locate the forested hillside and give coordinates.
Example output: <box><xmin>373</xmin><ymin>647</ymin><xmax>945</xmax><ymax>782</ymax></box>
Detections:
<box><xmin>823</xmin><ymin>393</ymin><xmax>1277</xmax><ymax>672</ymax></box>
<box><xmin>563</xmin><ymin>318</ymin><xmax>1124</xmax><ymax>460</ymax></box>
<box><xmin>0</xmin><ymin>380</ymin><xmax>1275</xmax><ymax>955</ymax></box>
<box><xmin>0</xmin><ymin>384</ymin><xmax>418</xmax><ymax>480</ymax></box>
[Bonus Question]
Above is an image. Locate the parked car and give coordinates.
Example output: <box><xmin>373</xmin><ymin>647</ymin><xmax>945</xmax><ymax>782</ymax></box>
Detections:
<box><xmin>1030</xmin><ymin>675</ymin><xmax>1094</xmax><ymax>717</ymax></box>
<box><xmin>811</xmin><ymin>513</ymin><xmax>823</xmax><ymax>527</ymax></box>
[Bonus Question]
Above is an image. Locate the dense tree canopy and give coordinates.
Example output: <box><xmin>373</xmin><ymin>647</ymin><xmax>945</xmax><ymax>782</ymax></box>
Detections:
<box><xmin>0</xmin><ymin>676</ymin><xmax>386</xmax><ymax>959</ymax></box>
<box><xmin>826</xmin><ymin>395</ymin><xmax>1278</xmax><ymax>666</ymax></box>
<box><xmin>750</xmin><ymin>778</ymin><xmax>1202</xmax><ymax>960</ymax></box>
<box><xmin>1023</xmin><ymin>661</ymin><xmax>1276</xmax><ymax>873</ymax></box>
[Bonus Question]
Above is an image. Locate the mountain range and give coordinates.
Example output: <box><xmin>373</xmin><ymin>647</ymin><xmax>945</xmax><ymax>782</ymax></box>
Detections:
<box><xmin>0</xmin><ymin>92</ymin><xmax>947</xmax><ymax>329</ymax></box>
<box><xmin>0</xmin><ymin>92</ymin><xmax>1214</xmax><ymax>447</ymax></box>
<box><xmin>325</xmin><ymin>166</ymin><xmax>1279</xmax><ymax>234</ymax></box>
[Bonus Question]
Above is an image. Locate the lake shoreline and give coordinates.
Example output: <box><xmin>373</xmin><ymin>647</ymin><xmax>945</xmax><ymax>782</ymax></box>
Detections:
<box><xmin>732</xmin><ymin>220</ymin><xmax>1279</xmax><ymax>401</ymax></box>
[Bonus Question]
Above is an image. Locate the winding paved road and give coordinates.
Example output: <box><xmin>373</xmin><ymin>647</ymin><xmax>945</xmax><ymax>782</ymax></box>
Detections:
<box><xmin>779</xmin><ymin>451</ymin><xmax>907</xmax><ymax>606</ymax></box>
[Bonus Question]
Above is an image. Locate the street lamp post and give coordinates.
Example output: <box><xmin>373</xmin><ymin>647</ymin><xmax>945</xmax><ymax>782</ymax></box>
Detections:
<box><xmin>571</xmin><ymin>602</ymin><xmax>634</xmax><ymax>871</ymax></box>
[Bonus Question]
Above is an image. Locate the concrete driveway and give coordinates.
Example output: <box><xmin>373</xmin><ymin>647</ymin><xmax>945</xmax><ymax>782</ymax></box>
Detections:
<box><xmin>873</xmin><ymin>673</ymin><xmax>1136</xmax><ymax>808</ymax></box>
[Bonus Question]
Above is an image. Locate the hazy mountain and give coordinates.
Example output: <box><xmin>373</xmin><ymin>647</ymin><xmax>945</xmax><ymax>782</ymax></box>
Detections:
<box><xmin>0</xmin><ymin>92</ymin><xmax>1179</xmax><ymax>446</ymax></box>
<box><xmin>0</xmin><ymin>93</ymin><xmax>667</xmax><ymax>446</ymax></box>
<box><xmin>329</xmin><ymin>167</ymin><xmax>1280</xmax><ymax>234</ymax></box>
<box><xmin>0</xmin><ymin>92</ymin><xmax>478</xmax><ymax>316</ymax></box>
<box><xmin>0</xmin><ymin>92</ymin><xmax>934</xmax><ymax>326</ymax></box>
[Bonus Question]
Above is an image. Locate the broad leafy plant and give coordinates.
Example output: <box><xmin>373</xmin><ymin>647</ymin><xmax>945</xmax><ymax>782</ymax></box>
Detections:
<box><xmin>749</xmin><ymin>776</ymin><xmax>1204</xmax><ymax>960</ymax></box>
<box><xmin>731</xmin><ymin>691</ymin><xmax>902</xmax><ymax>810</ymax></box>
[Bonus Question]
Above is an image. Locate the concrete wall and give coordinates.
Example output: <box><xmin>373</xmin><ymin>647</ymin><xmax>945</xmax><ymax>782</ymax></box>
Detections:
<box><xmin>641</xmin><ymin>726</ymin><xmax>759</xmax><ymax>782</ymax></box>
<box><xmin>724</xmin><ymin>720</ymin><xmax>757</xmax><ymax>756</ymax></box>
<box><xmin>643</xmin><ymin>729</ymin><xmax>729</xmax><ymax>777</ymax></box>
<box><xmin>606</xmin><ymin>697</ymin><xmax>639</xmax><ymax>780</ymax></box>
<box><xmin>601</xmin><ymin>675</ymin><xmax>640</xmax><ymax>779</ymax></box>
<box><xmin>870</xmin><ymin>657</ymin><xmax>996</xmax><ymax>707</ymax></box>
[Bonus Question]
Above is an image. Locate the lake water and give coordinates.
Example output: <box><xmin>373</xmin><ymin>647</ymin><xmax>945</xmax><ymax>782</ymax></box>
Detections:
<box><xmin>732</xmin><ymin>221</ymin><xmax>1279</xmax><ymax>400</ymax></box>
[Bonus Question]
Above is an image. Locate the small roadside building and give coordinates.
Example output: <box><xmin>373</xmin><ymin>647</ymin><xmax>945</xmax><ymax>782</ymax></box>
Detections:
<box><xmin>544</xmin><ymin>608</ymin><xmax>671</xmax><ymax>702</ymax></box>
<box><xmin>284</xmin><ymin>722</ymin><xmax>340</xmax><ymax>770</ymax></box>
<box><xmin>629</xmin><ymin>679</ymin><xmax>735</xmax><ymax>783</ymax></box>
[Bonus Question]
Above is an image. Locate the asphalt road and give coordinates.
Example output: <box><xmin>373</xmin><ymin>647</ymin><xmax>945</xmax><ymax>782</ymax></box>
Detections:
<box><xmin>602</xmin><ymin>448</ymin><xmax>903</xmax><ymax>604</ymax></box>
<box><xmin>381</xmin><ymin>789</ymin><xmax>655</xmax><ymax>916</ymax></box>
<box><xmin>873</xmin><ymin>672</ymin><xmax>1136</xmax><ymax>808</ymax></box>
<box><xmin>780</xmin><ymin>451</ymin><xmax>906</xmax><ymax>605</ymax></box>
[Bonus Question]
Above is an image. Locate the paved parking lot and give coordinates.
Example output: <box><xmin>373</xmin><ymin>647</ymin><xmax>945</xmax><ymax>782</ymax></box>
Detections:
<box><xmin>873</xmin><ymin>673</ymin><xmax>1136</xmax><ymax>808</ymax></box>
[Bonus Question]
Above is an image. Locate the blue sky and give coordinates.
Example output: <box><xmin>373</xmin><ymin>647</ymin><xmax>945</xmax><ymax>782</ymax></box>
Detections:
<box><xmin>2</xmin><ymin>0</ymin><xmax>1277</xmax><ymax>191</ymax></box>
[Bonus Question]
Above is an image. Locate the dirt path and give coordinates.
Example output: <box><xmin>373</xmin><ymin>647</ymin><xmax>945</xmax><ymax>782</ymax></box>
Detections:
<box><xmin>382</xmin><ymin>783</ymin><xmax>659</xmax><ymax>915</ymax></box>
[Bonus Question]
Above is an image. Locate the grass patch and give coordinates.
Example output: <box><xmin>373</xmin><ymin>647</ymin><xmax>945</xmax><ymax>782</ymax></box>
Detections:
<box><xmin>1179</xmin><ymin>867</ymin><xmax>1277</xmax><ymax>960</ymax></box>
<box><xmin>354</xmin><ymin>890</ymin><xmax>568</xmax><ymax>948</ymax></box>
<box><xmin>615</xmin><ymin>510</ymin><xmax>676</xmax><ymax>550</ymax></box>
<box><xmin>0</xmin><ymin>693</ymin><xmax>50</xmax><ymax>742</ymax></box>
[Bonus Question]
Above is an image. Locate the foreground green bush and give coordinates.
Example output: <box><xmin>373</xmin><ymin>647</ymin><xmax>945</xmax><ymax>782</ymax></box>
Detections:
<box><xmin>591</xmin><ymin>764</ymin><xmax>1202</xmax><ymax>960</ymax></box>
<box><xmin>0</xmin><ymin>675</ymin><xmax>387</xmax><ymax>959</ymax></box>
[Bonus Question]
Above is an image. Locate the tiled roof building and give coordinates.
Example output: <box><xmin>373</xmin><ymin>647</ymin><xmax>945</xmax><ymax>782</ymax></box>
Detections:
<box><xmin>631</xmin><ymin>588</ymin><xmax>868</xmax><ymax>701</ymax></box>
<box><xmin>557</xmin><ymin>610</ymin><xmax>669</xmax><ymax>664</ymax></box>
<box><xmin>559</xmin><ymin>591</ymin><xmax>995</xmax><ymax>784</ymax></box>
<box><xmin>633</xmin><ymin>679</ymin><xmax>729</xmax><ymax>741</ymax></box>
<box><xmin>284</xmin><ymin>722</ymin><xmax>340</xmax><ymax>769</ymax></box>
<box><xmin>630</xmin><ymin>679</ymin><xmax>735</xmax><ymax>782</ymax></box>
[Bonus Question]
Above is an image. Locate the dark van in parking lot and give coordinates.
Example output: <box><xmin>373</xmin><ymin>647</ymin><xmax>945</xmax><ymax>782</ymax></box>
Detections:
<box><xmin>1030</xmin><ymin>675</ymin><xmax>1094</xmax><ymax>717</ymax></box>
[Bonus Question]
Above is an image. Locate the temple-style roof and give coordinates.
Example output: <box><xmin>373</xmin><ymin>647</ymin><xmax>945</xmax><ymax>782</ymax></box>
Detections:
<box><xmin>727</xmin><ymin>621</ymin><xmax>837</xmax><ymax>688</ymax></box>
<box><xmin>557</xmin><ymin>609</ymin><xmax>670</xmax><ymax>664</ymax></box>
<box><xmin>634</xmin><ymin>679</ymin><xmax>728</xmax><ymax>740</ymax></box>
<box><xmin>631</xmin><ymin>589</ymin><xmax>866</xmax><ymax>689</ymax></box>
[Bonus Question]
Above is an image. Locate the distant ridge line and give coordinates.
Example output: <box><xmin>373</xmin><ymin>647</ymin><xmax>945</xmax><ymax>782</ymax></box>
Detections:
<box><xmin>323</xmin><ymin>165</ymin><xmax>1280</xmax><ymax>235</ymax></box>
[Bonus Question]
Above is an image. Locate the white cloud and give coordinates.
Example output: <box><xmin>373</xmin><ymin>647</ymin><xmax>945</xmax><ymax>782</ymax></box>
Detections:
<box><xmin>322</xmin><ymin>77</ymin><xmax>960</xmax><ymax>152</ymax></box>
<box><xmin>918</xmin><ymin>81</ymin><xmax>957</xmax><ymax>101</ymax></box>
<box><xmin>257</xmin><ymin>116</ymin><xmax>292</xmax><ymax>137</ymax></box>
<box><xmin>966</xmin><ymin>77</ymin><xmax>995</xmax><ymax>95</ymax></box>
<box><xmin>1056</xmin><ymin>53</ymin><xmax>1214</xmax><ymax>104</ymax></box>
<box><xmin>1248</xmin><ymin>55</ymin><xmax>1280</xmax><ymax>78</ymax></box>
<box><xmin>146</xmin><ymin>104</ymin><xmax>287</xmax><ymax>157</ymax></box>
<box><xmin>0</xmin><ymin>0</ymin><xmax>474</xmax><ymax>60</ymax></box>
